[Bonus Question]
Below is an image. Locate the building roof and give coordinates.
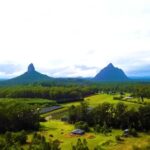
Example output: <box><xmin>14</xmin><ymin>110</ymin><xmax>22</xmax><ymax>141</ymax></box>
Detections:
<box><xmin>71</xmin><ymin>129</ymin><xmax>85</xmax><ymax>135</ymax></box>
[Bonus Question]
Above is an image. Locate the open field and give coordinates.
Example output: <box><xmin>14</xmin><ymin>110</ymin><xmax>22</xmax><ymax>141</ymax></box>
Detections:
<box><xmin>84</xmin><ymin>94</ymin><xmax>147</xmax><ymax>108</ymax></box>
<box><xmin>61</xmin><ymin>93</ymin><xmax>149</xmax><ymax>109</ymax></box>
<box><xmin>26</xmin><ymin>120</ymin><xmax>150</xmax><ymax>150</ymax></box>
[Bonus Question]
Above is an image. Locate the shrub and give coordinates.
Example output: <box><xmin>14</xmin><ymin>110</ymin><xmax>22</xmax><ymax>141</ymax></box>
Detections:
<box><xmin>94</xmin><ymin>145</ymin><xmax>104</xmax><ymax>150</ymax></box>
<box><xmin>94</xmin><ymin>124</ymin><xmax>101</xmax><ymax>133</ymax></box>
<box><xmin>75</xmin><ymin>121</ymin><xmax>89</xmax><ymax>132</ymax></box>
<box><xmin>13</xmin><ymin>130</ymin><xmax>27</xmax><ymax>144</ymax></box>
<box><xmin>115</xmin><ymin>135</ymin><xmax>123</xmax><ymax>142</ymax></box>
<box><xmin>129</xmin><ymin>128</ymin><xmax>138</xmax><ymax>137</ymax></box>
<box><xmin>72</xmin><ymin>138</ymin><xmax>89</xmax><ymax>150</ymax></box>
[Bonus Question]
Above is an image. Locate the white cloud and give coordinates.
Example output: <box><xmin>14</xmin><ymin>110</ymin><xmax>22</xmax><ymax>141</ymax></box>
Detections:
<box><xmin>0</xmin><ymin>0</ymin><xmax>150</xmax><ymax>77</ymax></box>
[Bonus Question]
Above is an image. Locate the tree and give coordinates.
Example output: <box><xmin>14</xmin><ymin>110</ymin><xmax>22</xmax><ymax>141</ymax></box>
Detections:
<box><xmin>72</xmin><ymin>139</ymin><xmax>89</xmax><ymax>150</ymax></box>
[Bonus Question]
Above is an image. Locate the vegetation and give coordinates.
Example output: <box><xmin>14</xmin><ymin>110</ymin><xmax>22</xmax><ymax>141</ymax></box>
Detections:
<box><xmin>0</xmin><ymin>85</ymin><xmax>98</xmax><ymax>102</ymax></box>
<box><xmin>68</xmin><ymin>102</ymin><xmax>150</xmax><ymax>131</ymax></box>
<box><xmin>0</xmin><ymin>102</ymin><xmax>39</xmax><ymax>133</ymax></box>
<box><xmin>29</xmin><ymin>133</ymin><xmax>61</xmax><ymax>150</ymax></box>
<box><xmin>0</xmin><ymin>130</ymin><xmax>27</xmax><ymax>150</ymax></box>
<box><xmin>0</xmin><ymin>82</ymin><xmax>150</xmax><ymax>149</ymax></box>
<box><xmin>0</xmin><ymin>98</ymin><xmax>57</xmax><ymax>107</ymax></box>
<box><xmin>72</xmin><ymin>138</ymin><xmax>89</xmax><ymax>150</ymax></box>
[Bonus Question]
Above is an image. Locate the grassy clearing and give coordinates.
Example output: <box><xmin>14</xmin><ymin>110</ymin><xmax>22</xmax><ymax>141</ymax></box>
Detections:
<box><xmin>61</xmin><ymin>94</ymin><xmax>147</xmax><ymax>109</ymax></box>
<box><xmin>27</xmin><ymin>120</ymin><xmax>150</xmax><ymax>150</ymax></box>
<box><xmin>84</xmin><ymin>94</ymin><xmax>142</xmax><ymax>109</ymax></box>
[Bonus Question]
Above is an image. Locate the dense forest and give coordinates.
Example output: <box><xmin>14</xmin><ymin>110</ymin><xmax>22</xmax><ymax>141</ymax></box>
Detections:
<box><xmin>0</xmin><ymin>85</ymin><xmax>98</xmax><ymax>102</ymax></box>
<box><xmin>0</xmin><ymin>82</ymin><xmax>150</xmax><ymax>102</ymax></box>
<box><xmin>0</xmin><ymin>102</ymin><xmax>39</xmax><ymax>133</ymax></box>
<box><xmin>68</xmin><ymin>102</ymin><xmax>150</xmax><ymax>131</ymax></box>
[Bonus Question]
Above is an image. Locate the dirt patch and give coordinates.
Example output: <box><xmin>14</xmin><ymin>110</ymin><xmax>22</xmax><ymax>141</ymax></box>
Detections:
<box><xmin>85</xmin><ymin>134</ymin><xmax>96</xmax><ymax>139</ymax></box>
<box><xmin>64</xmin><ymin>133</ymin><xmax>96</xmax><ymax>139</ymax></box>
<box><xmin>64</xmin><ymin>133</ymin><xmax>83</xmax><ymax>138</ymax></box>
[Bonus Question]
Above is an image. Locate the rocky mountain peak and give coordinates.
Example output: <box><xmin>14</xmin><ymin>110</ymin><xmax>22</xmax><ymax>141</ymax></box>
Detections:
<box><xmin>28</xmin><ymin>63</ymin><xmax>35</xmax><ymax>72</ymax></box>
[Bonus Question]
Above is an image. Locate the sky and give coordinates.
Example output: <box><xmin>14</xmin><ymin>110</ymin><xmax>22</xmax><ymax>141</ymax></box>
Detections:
<box><xmin>0</xmin><ymin>0</ymin><xmax>150</xmax><ymax>78</ymax></box>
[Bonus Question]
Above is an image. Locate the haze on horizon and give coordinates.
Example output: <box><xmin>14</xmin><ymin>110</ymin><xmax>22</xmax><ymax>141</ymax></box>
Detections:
<box><xmin>0</xmin><ymin>0</ymin><xmax>150</xmax><ymax>78</ymax></box>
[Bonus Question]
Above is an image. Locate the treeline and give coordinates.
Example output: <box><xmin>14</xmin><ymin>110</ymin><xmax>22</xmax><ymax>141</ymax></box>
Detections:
<box><xmin>0</xmin><ymin>102</ymin><xmax>39</xmax><ymax>133</ymax></box>
<box><xmin>68</xmin><ymin>102</ymin><xmax>150</xmax><ymax>131</ymax></box>
<box><xmin>0</xmin><ymin>82</ymin><xmax>150</xmax><ymax>102</ymax></box>
<box><xmin>0</xmin><ymin>85</ymin><xmax>98</xmax><ymax>102</ymax></box>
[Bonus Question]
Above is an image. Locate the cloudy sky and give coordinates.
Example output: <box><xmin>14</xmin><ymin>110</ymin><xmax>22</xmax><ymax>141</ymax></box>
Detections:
<box><xmin>0</xmin><ymin>0</ymin><xmax>150</xmax><ymax>78</ymax></box>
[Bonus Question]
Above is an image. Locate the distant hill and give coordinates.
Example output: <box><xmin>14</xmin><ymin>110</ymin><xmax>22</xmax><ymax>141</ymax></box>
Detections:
<box><xmin>94</xmin><ymin>63</ymin><xmax>129</xmax><ymax>82</ymax></box>
<box><xmin>0</xmin><ymin>63</ymin><xmax>52</xmax><ymax>85</ymax></box>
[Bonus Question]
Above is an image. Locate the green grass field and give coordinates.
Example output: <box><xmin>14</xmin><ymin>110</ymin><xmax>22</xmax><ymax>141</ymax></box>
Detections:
<box><xmin>85</xmin><ymin>94</ymin><xmax>140</xmax><ymax>108</ymax></box>
<box><xmin>26</xmin><ymin>120</ymin><xmax>150</xmax><ymax>150</ymax></box>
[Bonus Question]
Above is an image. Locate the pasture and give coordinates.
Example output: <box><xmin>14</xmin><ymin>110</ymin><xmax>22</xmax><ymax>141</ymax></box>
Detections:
<box><xmin>27</xmin><ymin>120</ymin><xmax>150</xmax><ymax>150</ymax></box>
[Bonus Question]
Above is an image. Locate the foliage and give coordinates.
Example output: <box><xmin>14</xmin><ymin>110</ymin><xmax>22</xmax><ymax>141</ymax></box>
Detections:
<box><xmin>68</xmin><ymin>102</ymin><xmax>150</xmax><ymax>131</ymax></box>
<box><xmin>115</xmin><ymin>135</ymin><xmax>123</xmax><ymax>142</ymax></box>
<box><xmin>75</xmin><ymin>121</ymin><xmax>89</xmax><ymax>132</ymax></box>
<box><xmin>0</xmin><ymin>131</ymin><xmax>27</xmax><ymax>150</ymax></box>
<box><xmin>0</xmin><ymin>102</ymin><xmax>39</xmax><ymax>133</ymax></box>
<box><xmin>0</xmin><ymin>85</ymin><xmax>98</xmax><ymax>102</ymax></box>
<box><xmin>29</xmin><ymin>133</ymin><xmax>60</xmax><ymax>150</ymax></box>
<box><xmin>94</xmin><ymin>123</ymin><xmax>111</xmax><ymax>135</ymax></box>
<box><xmin>72</xmin><ymin>138</ymin><xmax>89</xmax><ymax>150</ymax></box>
<box><xmin>129</xmin><ymin>128</ymin><xmax>138</xmax><ymax>137</ymax></box>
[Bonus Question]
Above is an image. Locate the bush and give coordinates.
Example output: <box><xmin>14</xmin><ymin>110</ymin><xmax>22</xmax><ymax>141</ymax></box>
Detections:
<box><xmin>75</xmin><ymin>121</ymin><xmax>89</xmax><ymax>132</ymax></box>
<box><xmin>115</xmin><ymin>135</ymin><xmax>123</xmax><ymax>142</ymax></box>
<box><xmin>13</xmin><ymin>130</ymin><xmax>27</xmax><ymax>144</ymax></box>
<box><xmin>72</xmin><ymin>138</ymin><xmax>89</xmax><ymax>150</ymax></box>
<box><xmin>101</xmin><ymin>122</ymin><xmax>111</xmax><ymax>135</ymax></box>
<box><xmin>30</xmin><ymin>133</ymin><xmax>61</xmax><ymax>150</ymax></box>
<box><xmin>94</xmin><ymin>124</ymin><xmax>101</xmax><ymax>133</ymax></box>
<box><xmin>94</xmin><ymin>145</ymin><xmax>104</xmax><ymax>150</ymax></box>
<box><xmin>129</xmin><ymin>128</ymin><xmax>138</xmax><ymax>137</ymax></box>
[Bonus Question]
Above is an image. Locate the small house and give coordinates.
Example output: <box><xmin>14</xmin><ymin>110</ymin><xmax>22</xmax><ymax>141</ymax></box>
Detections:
<box><xmin>123</xmin><ymin>129</ymin><xmax>129</xmax><ymax>137</ymax></box>
<box><xmin>71</xmin><ymin>129</ymin><xmax>85</xmax><ymax>135</ymax></box>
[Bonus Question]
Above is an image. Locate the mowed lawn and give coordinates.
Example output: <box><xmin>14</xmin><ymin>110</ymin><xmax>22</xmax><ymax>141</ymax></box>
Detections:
<box><xmin>27</xmin><ymin>120</ymin><xmax>150</xmax><ymax>150</ymax></box>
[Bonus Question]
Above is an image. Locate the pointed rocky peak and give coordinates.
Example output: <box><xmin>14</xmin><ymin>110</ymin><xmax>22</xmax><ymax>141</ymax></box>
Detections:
<box><xmin>106</xmin><ymin>63</ymin><xmax>115</xmax><ymax>69</ymax></box>
<box><xmin>94</xmin><ymin>63</ymin><xmax>128</xmax><ymax>81</ymax></box>
<box><xmin>27</xmin><ymin>63</ymin><xmax>35</xmax><ymax>73</ymax></box>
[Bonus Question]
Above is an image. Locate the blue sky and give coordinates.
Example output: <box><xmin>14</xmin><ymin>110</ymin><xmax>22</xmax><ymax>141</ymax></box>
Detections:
<box><xmin>0</xmin><ymin>0</ymin><xmax>150</xmax><ymax>78</ymax></box>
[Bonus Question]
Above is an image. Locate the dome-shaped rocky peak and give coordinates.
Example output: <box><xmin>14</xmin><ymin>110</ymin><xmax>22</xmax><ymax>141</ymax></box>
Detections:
<box><xmin>28</xmin><ymin>63</ymin><xmax>35</xmax><ymax>72</ymax></box>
